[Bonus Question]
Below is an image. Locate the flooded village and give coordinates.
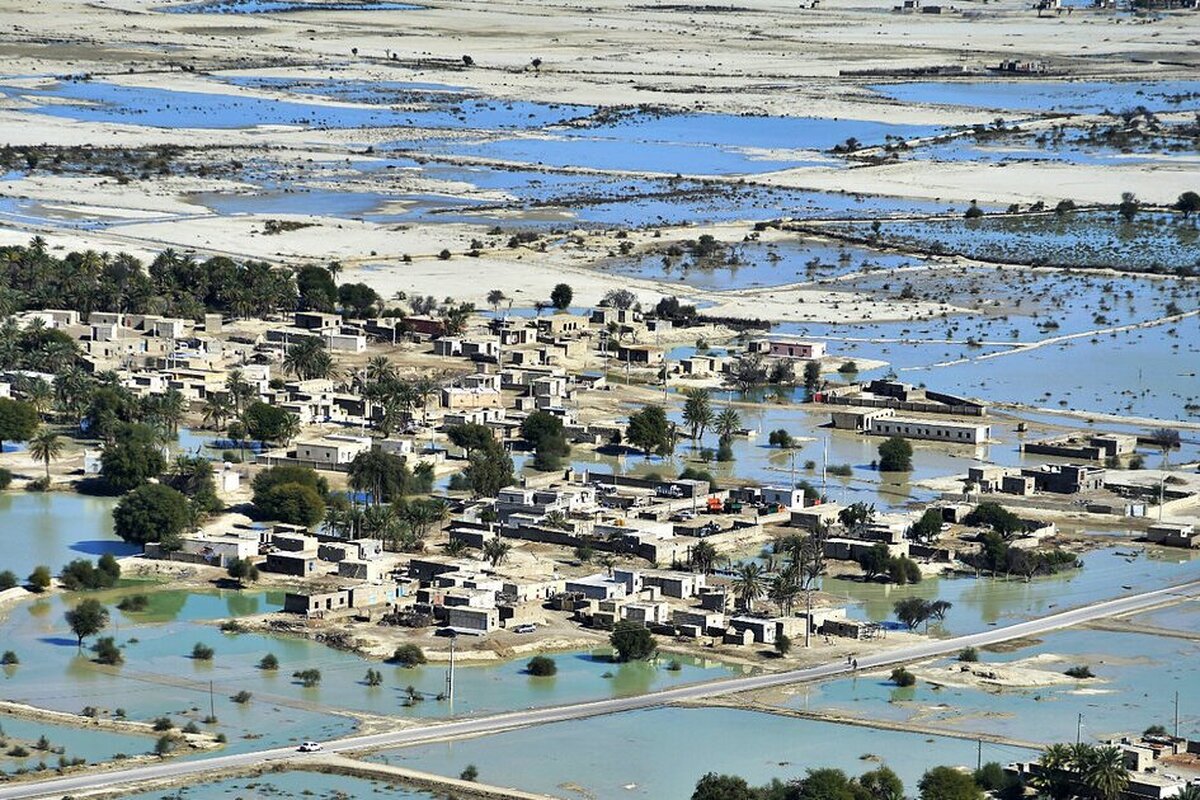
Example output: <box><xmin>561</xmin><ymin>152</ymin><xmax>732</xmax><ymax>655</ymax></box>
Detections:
<box><xmin>0</xmin><ymin>0</ymin><xmax>1199</xmax><ymax>797</ymax></box>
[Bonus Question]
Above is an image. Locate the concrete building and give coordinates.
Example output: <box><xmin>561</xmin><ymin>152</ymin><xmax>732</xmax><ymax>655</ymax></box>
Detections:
<box><xmin>1146</xmin><ymin>522</ymin><xmax>1200</xmax><ymax>549</ymax></box>
<box><xmin>866</xmin><ymin>415</ymin><xmax>990</xmax><ymax>445</ymax></box>
<box><xmin>293</xmin><ymin>434</ymin><xmax>372</xmax><ymax>467</ymax></box>
<box><xmin>748</xmin><ymin>339</ymin><xmax>826</xmax><ymax>360</ymax></box>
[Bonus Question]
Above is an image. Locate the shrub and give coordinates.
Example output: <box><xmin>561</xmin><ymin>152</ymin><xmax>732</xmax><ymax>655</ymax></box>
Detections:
<box><xmin>116</xmin><ymin>594</ymin><xmax>149</xmax><ymax>612</ymax></box>
<box><xmin>1065</xmin><ymin>665</ymin><xmax>1094</xmax><ymax>679</ymax></box>
<box><xmin>390</xmin><ymin>644</ymin><xmax>427</xmax><ymax>667</ymax></box>
<box><xmin>154</xmin><ymin>735</ymin><xmax>177</xmax><ymax>757</ymax></box>
<box><xmin>775</xmin><ymin>634</ymin><xmax>792</xmax><ymax>657</ymax></box>
<box><xmin>152</xmin><ymin>717</ymin><xmax>174</xmax><ymax>731</ymax></box>
<box><xmin>231</xmin><ymin>691</ymin><xmax>252</xmax><ymax>704</ymax></box>
<box><xmin>292</xmin><ymin>669</ymin><xmax>321</xmax><ymax>688</ymax></box>
<box><xmin>219</xmin><ymin>620</ymin><xmax>244</xmax><ymax>633</ymax></box>
<box><xmin>0</xmin><ymin>570</ymin><xmax>17</xmax><ymax>591</ymax></box>
<box><xmin>181</xmin><ymin>721</ymin><xmax>200</xmax><ymax>734</ymax></box>
<box><xmin>91</xmin><ymin>636</ymin><xmax>123</xmax><ymax>665</ymax></box>
<box><xmin>258</xmin><ymin>653</ymin><xmax>279</xmax><ymax>670</ymax></box>
<box><xmin>0</xmin><ymin>651</ymin><xmax>17</xmax><ymax>666</ymax></box>
<box><xmin>890</xmin><ymin>667</ymin><xmax>916</xmax><ymax>687</ymax></box>
<box><xmin>0</xmin><ymin>467</ymin><xmax>12</xmax><ymax>489</ymax></box>
<box><xmin>526</xmin><ymin>655</ymin><xmax>557</xmax><ymax>676</ymax></box>
<box><xmin>610</xmin><ymin>620</ymin><xmax>656</xmax><ymax>662</ymax></box>
<box><xmin>191</xmin><ymin>643</ymin><xmax>214</xmax><ymax>661</ymax></box>
<box><xmin>461</xmin><ymin>764</ymin><xmax>479</xmax><ymax>781</ymax></box>
<box><xmin>7</xmin><ymin>745</ymin><xmax>29</xmax><ymax>758</ymax></box>
<box><xmin>958</xmin><ymin>647</ymin><xmax>979</xmax><ymax>663</ymax></box>
<box><xmin>827</xmin><ymin>463</ymin><xmax>853</xmax><ymax>477</ymax></box>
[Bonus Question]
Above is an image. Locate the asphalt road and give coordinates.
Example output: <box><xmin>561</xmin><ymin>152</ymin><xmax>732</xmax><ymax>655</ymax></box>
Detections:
<box><xmin>3</xmin><ymin>579</ymin><xmax>1197</xmax><ymax>800</ymax></box>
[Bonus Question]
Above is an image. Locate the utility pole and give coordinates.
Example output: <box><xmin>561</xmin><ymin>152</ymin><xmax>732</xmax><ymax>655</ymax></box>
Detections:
<box><xmin>445</xmin><ymin>634</ymin><xmax>457</xmax><ymax>707</ymax></box>
<box><xmin>821</xmin><ymin>436</ymin><xmax>829</xmax><ymax>499</ymax></box>
<box><xmin>804</xmin><ymin>589</ymin><xmax>812</xmax><ymax>648</ymax></box>
<box><xmin>1077</xmin><ymin>713</ymin><xmax>1083</xmax><ymax>745</ymax></box>
<box><xmin>977</xmin><ymin>739</ymin><xmax>982</xmax><ymax>772</ymax></box>
<box><xmin>209</xmin><ymin>680</ymin><xmax>215</xmax><ymax>722</ymax></box>
<box><xmin>1175</xmin><ymin>691</ymin><xmax>1180</xmax><ymax>739</ymax></box>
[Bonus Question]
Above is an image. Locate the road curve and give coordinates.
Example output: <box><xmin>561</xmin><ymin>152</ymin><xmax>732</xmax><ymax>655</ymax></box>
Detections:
<box><xmin>3</xmin><ymin>579</ymin><xmax>1197</xmax><ymax>800</ymax></box>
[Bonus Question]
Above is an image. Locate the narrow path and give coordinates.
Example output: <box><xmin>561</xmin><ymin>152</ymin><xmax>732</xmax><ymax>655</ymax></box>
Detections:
<box><xmin>4</xmin><ymin>579</ymin><xmax>1198</xmax><ymax>800</ymax></box>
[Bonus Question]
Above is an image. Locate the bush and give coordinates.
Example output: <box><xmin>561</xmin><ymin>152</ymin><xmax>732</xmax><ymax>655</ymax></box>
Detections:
<box><xmin>666</xmin><ymin>658</ymin><xmax>683</xmax><ymax>671</ymax></box>
<box><xmin>181</xmin><ymin>721</ymin><xmax>200</xmax><ymax>734</ymax></box>
<box><xmin>1</xmin><ymin>650</ymin><xmax>17</xmax><ymax>666</ymax></box>
<box><xmin>890</xmin><ymin>667</ymin><xmax>916</xmax><ymax>687</ymax></box>
<box><xmin>27</xmin><ymin>565</ymin><xmax>51</xmax><ymax>592</ymax></box>
<box><xmin>461</xmin><ymin>764</ymin><xmax>479</xmax><ymax>782</ymax></box>
<box><xmin>24</xmin><ymin>476</ymin><xmax>50</xmax><ymax>492</ymax></box>
<box><xmin>390</xmin><ymin>644</ymin><xmax>427</xmax><ymax>667</ymax></box>
<box><xmin>152</xmin><ymin>717</ymin><xmax>174</xmax><ymax>731</ymax></box>
<box><xmin>775</xmin><ymin>634</ymin><xmax>792</xmax><ymax>657</ymax></box>
<box><xmin>0</xmin><ymin>570</ymin><xmax>17</xmax><ymax>591</ymax></box>
<box><xmin>231</xmin><ymin>690</ymin><xmax>252</xmax><ymax>704</ymax></box>
<box><xmin>827</xmin><ymin>463</ymin><xmax>853</xmax><ymax>477</ymax></box>
<box><xmin>292</xmin><ymin>669</ymin><xmax>321</xmax><ymax>688</ymax></box>
<box><xmin>878</xmin><ymin>436</ymin><xmax>913</xmax><ymax>472</ymax></box>
<box><xmin>0</xmin><ymin>467</ymin><xmax>12</xmax><ymax>489</ymax></box>
<box><xmin>116</xmin><ymin>594</ymin><xmax>149</xmax><ymax>612</ymax></box>
<box><xmin>90</xmin><ymin>638</ymin><xmax>122</xmax><ymax>671</ymax></box>
<box><xmin>958</xmin><ymin>647</ymin><xmax>979</xmax><ymax>663</ymax></box>
<box><xmin>258</xmin><ymin>653</ymin><xmax>279</xmax><ymax>670</ymax></box>
<box><xmin>113</xmin><ymin>483</ymin><xmax>190</xmax><ymax>546</ymax></box>
<box><xmin>59</xmin><ymin>558</ymin><xmax>121</xmax><ymax>592</ymax></box>
<box><xmin>154</xmin><ymin>734</ymin><xmax>177</xmax><ymax>757</ymax></box>
<box><xmin>526</xmin><ymin>655</ymin><xmax>557</xmax><ymax>676</ymax></box>
<box><xmin>219</xmin><ymin>620</ymin><xmax>244</xmax><ymax>633</ymax></box>
<box><xmin>1065</xmin><ymin>665</ymin><xmax>1094</xmax><ymax>679</ymax></box>
<box><xmin>191</xmin><ymin>643</ymin><xmax>214</xmax><ymax>661</ymax></box>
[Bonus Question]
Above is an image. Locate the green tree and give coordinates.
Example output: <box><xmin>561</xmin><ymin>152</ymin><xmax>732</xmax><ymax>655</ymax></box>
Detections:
<box><xmin>689</xmin><ymin>540</ymin><xmax>718</xmax><ymax>575</ymax></box>
<box><xmin>226</xmin><ymin>557</ymin><xmax>259</xmax><ymax>588</ymax></box>
<box><xmin>774</xmin><ymin>633</ymin><xmax>792</xmax><ymax>657</ymax></box>
<box><xmin>337</xmin><ymin>282</ymin><xmax>381</xmax><ymax>318</ymax></box>
<box><xmin>1078</xmin><ymin>745</ymin><xmax>1129</xmax><ymax>800</ymax></box>
<box><xmin>610</xmin><ymin>620</ymin><xmax>656</xmax><ymax>661</ymax></box>
<box><xmin>113</xmin><ymin>483</ymin><xmax>191</xmax><ymax>545</ymax></box>
<box><xmin>859</xmin><ymin>766</ymin><xmax>905</xmax><ymax>800</ymax></box>
<box><xmin>64</xmin><ymin>598</ymin><xmax>109</xmax><ymax>646</ymax></box>
<box><xmin>1175</xmin><ymin>191</ymin><xmax>1200</xmax><ymax>220</ymax></box>
<box><xmin>919</xmin><ymin>766</ymin><xmax>983</xmax><ymax>800</ymax></box>
<box><xmin>732</xmin><ymin>562</ymin><xmax>765</xmax><ymax>612</ymax></box>
<box><xmin>1117</xmin><ymin>191</ymin><xmax>1139</xmax><ymax>223</ymax></box>
<box><xmin>455</xmin><ymin>439</ymin><xmax>514</xmax><ymax>498</ymax></box>
<box><xmin>27</xmin><ymin>428</ymin><xmax>63</xmax><ymax>481</ymax></box>
<box><xmin>100</xmin><ymin>423</ymin><xmax>167</xmax><ymax>493</ymax></box>
<box><xmin>241</xmin><ymin>402</ymin><xmax>300</xmax><ymax>445</ymax></box>
<box><xmin>878</xmin><ymin>436</ymin><xmax>913</xmax><ymax>472</ymax></box>
<box><xmin>27</xmin><ymin>565</ymin><xmax>51</xmax><ymax>592</ymax></box>
<box><xmin>282</xmin><ymin>337</ymin><xmax>334</xmax><ymax>380</ymax></box>
<box><xmin>793</xmin><ymin>767</ymin><xmax>858</xmax><ymax>800</ymax></box>
<box><xmin>520</xmin><ymin>411</ymin><xmax>571</xmax><ymax>471</ymax></box>
<box><xmin>803</xmin><ymin>360</ymin><xmax>823</xmax><ymax>395</ymax></box>
<box><xmin>482</xmin><ymin>537</ymin><xmax>513</xmax><ymax>568</ymax></box>
<box><xmin>626</xmin><ymin>405</ymin><xmax>674</xmax><ymax>457</ymax></box>
<box><xmin>857</xmin><ymin>543</ymin><xmax>891</xmax><ymax>580</ymax></box>
<box><xmin>390</xmin><ymin>644</ymin><xmax>427</xmax><ymax>666</ymax></box>
<box><xmin>550</xmin><ymin>282</ymin><xmax>573</xmax><ymax>310</ymax></box>
<box><xmin>92</xmin><ymin>636</ymin><xmax>123</xmax><ymax>665</ymax></box>
<box><xmin>526</xmin><ymin>655</ymin><xmax>557</xmax><ymax>676</ymax></box>
<box><xmin>447</xmin><ymin>423</ymin><xmax>495</xmax><ymax>459</ymax></box>
<box><xmin>252</xmin><ymin>466</ymin><xmax>328</xmax><ymax>526</ymax></box>
<box><xmin>0</xmin><ymin>397</ymin><xmax>38</xmax><ymax>452</ymax></box>
<box><xmin>910</xmin><ymin>508</ymin><xmax>944</xmax><ymax>542</ymax></box>
<box><xmin>692</xmin><ymin>773</ymin><xmax>757</xmax><ymax>800</ymax></box>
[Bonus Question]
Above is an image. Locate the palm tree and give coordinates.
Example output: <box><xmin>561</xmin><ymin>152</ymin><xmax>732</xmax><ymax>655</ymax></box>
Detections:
<box><xmin>715</xmin><ymin>407</ymin><xmax>741</xmax><ymax>441</ymax></box>
<box><xmin>768</xmin><ymin>572</ymin><xmax>800</xmax><ymax>616</ymax></box>
<box><xmin>732</xmin><ymin>562</ymin><xmax>765</xmax><ymax>612</ymax></box>
<box><xmin>482</xmin><ymin>537</ymin><xmax>512</xmax><ymax>568</ymax></box>
<box><xmin>225</xmin><ymin>369</ymin><xmax>254</xmax><ymax>414</ymax></box>
<box><xmin>366</xmin><ymin>355</ymin><xmax>396</xmax><ymax>385</ymax></box>
<box><xmin>157</xmin><ymin>389</ymin><xmax>187</xmax><ymax>435</ymax></box>
<box><xmin>1034</xmin><ymin>744</ymin><xmax>1077</xmax><ymax>800</ymax></box>
<box><xmin>23</xmin><ymin>378</ymin><xmax>54</xmax><ymax>420</ymax></box>
<box><xmin>682</xmin><ymin>388</ymin><xmax>713</xmax><ymax>443</ymax></box>
<box><xmin>28</xmin><ymin>429</ymin><xmax>63</xmax><ymax>481</ymax></box>
<box><xmin>689</xmin><ymin>540</ymin><xmax>717</xmax><ymax>574</ymax></box>
<box><xmin>1078</xmin><ymin>746</ymin><xmax>1129</xmax><ymax>800</ymax></box>
<box><xmin>202</xmin><ymin>393</ymin><xmax>234</xmax><ymax>432</ymax></box>
<box><xmin>327</xmin><ymin>260</ymin><xmax>342</xmax><ymax>286</ymax></box>
<box><xmin>282</xmin><ymin>337</ymin><xmax>332</xmax><ymax>380</ymax></box>
<box><xmin>487</xmin><ymin>289</ymin><xmax>507</xmax><ymax>317</ymax></box>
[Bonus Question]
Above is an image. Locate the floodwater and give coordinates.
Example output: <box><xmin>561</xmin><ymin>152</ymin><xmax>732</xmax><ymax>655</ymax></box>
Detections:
<box><xmin>125</xmin><ymin>771</ymin><xmax>435</xmax><ymax>799</ymax></box>
<box><xmin>870</xmin><ymin>80</ymin><xmax>1200</xmax><ymax>115</ymax></box>
<box><xmin>0</xmin><ymin>493</ymin><xmax>134</xmax><ymax>580</ymax></box>
<box><xmin>0</xmin><ymin>714</ymin><xmax>153</xmax><ymax>768</ymax></box>
<box><xmin>372</xmin><ymin>705</ymin><xmax>1033</xmax><ymax>797</ymax></box>
<box><xmin>163</xmin><ymin>0</ymin><xmax>423</xmax><ymax>12</ymax></box>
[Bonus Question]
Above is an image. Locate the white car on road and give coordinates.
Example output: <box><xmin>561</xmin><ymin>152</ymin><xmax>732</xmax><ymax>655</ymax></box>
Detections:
<box><xmin>297</xmin><ymin>741</ymin><xmax>322</xmax><ymax>752</ymax></box>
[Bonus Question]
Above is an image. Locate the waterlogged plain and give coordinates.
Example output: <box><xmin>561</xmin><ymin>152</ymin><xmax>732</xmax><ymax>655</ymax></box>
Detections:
<box><xmin>1</xmin><ymin>586</ymin><xmax>738</xmax><ymax>747</ymax></box>
<box><xmin>830</xmin><ymin>211</ymin><xmax>1200</xmax><ymax>272</ymax></box>
<box><xmin>164</xmin><ymin>0</ymin><xmax>423</xmax><ymax>12</ymax></box>
<box><xmin>124</xmin><ymin>771</ymin><xmax>436</xmax><ymax>800</ymax></box>
<box><xmin>781</xmin><ymin>624</ymin><xmax>1200</xmax><ymax>746</ymax></box>
<box><xmin>870</xmin><ymin>80</ymin><xmax>1200</xmax><ymax>114</ymax></box>
<box><xmin>0</xmin><ymin>715</ymin><xmax>153</xmax><ymax>768</ymax></box>
<box><xmin>372</xmin><ymin>705</ymin><xmax>1031</xmax><ymax>798</ymax></box>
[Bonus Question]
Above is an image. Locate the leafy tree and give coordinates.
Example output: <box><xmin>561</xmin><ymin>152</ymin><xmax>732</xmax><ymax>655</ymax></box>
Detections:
<box><xmin>1117</xmin><ymin>191</ymin><xmax>1139</xmax><ymax>223</ymax></box>
<box><xmin>689</xmin><ymin>540</ymin><xmax>718</xmax><ymax>574</ymax></box>
<box><xmin>793</xmin><ymin>767</ymin><xmax>858</xmax><ymax>800</ymax></box>
<box><xmin>337</xmin><ymin>282</ymin><xmax>381</xmax><ymax>318</ymax></box>
<box><xmin>226</xmin><ymin>557</ymin><xmax>259</xmax><ymax>588</ymax></box>
<box><xmin>60</xmin><ymin>557</ymin><xmax>120</xmax><ymax>591</ymax></box>
<box><xmin>258</xmin><ymin>653</ymin><xmax>279</xmax><ymax>670</ymax></box>
<box><xmin>347</xmin><ymin>449</ymin><xmax>415</xmax><ymax>505</ymax></box>
<box><xmin>626</xmin><ymin>405</ymin><xmax>674</xmax><ymax>457</ymax></box>
<box><xmin>461</xmin><ymin>764</ymin><xmax>479</xmax><ymax>782</ymax></box>
<box><xmin>774</xmin><ymin>634</ymin><xmax>792</xmax><ymax>657</ymax></box>
<box><xmin>0</xmin><ymin>570</ymin><xmax>17</xmax><ymax>591</ymax></box>
<box><xmin>241</xmin><ymin>401</ymin><xmax>300</xmax><ymax>444</ymax></box>
<box><xmin>447</xmin><ymin>423</ymin><xmax>496</xmax><ymax>458</ymax></box>
<box><xmin>857</xmin><ymin>543</ymin><xmax>891</xmax><ymax>580</ymax></box>
<box><xmin>878</xmin><ymin>436</ymin><xmax>913</xmax><ymax>472</ymax></box>
<box><xmin>603</xmin><ymin>288</ymin><xmax>637</xmax><ymax>309</ymax></box>
<box><xmin>100</xmin><ymin>423</ymin><xmax>167</xmax><ymax>493</ymax></box>
<box><xmin>803</xmin><ymin>360</ymin><xmax>823</xmax><ymax>395</ymax></box>
<box><xmin>292</xmin><ymin>668</ymin><xmax>322</xmax><ymax>688</ymax></box>
<box><xmin>964</xmin><ymin>502</ymin><xmax>1023</xmax><ymax>538</ymax></box>
<box><xmin>0</xmin><ymin>397</ymin><xmax>38</xmax><ymax>452</ymax></box>
<box><xmin>692</xmin><ymin>773</ymin><xmax>757</xmax><ymax>800</ymax></box>
<box><xmin>165</xmin><ymin>456</ymin><xmax>223</xmax><ymax>519</ymax></box>
<box><xmin>860</xmin><ymin>766</ymin><xmax>905</xmax><ymax>800</ymax></box>
<box><xmin>113</xmin><ymin>483</ymin><xmax>191</xmax><ymax>545</ymax></box>
<box><xmin>1175</xmin><ymin>191</ymin><xmax>1200</xmax><ymax>220</ymax></box>
<box><xmin>526</xmin><ymin>655</ymin><xmax>557</xmax><ymax>676</ymax></box>
<box><xmin>191</xmin><ymin>642</ymin><xmax>215</xmax><ymax>660</ymax></box>
<box><xmin>550</xmin><ymin>282</ymin><xmax>573</xmax><ymax>310</ymax></box>
<box><xmin>64</xmin><ymin>598</ymin><xmax>109</xmax><ymax>646</ymax></box>
<box><xmin>296</xmin><ymin>265</ymin><xmax>337</xmax><ymax>312</ymax></box>
<box><xmin>838</xmin><ymin>502</ymin><xmax>876</xmax><ymax>534</ymax></box>
<box><xmin>890</xmin><ymin>667</ymin><xmax>916</xmax><ymax>687</ymax></box>
<box><xmin>252</xmin><ymin>466</ymin><xmax>328</xmax><ymax>526</ymax></box>
<box><xmin>919</xmin><ymin>766</ymin><xmax>983</xmax><ymax>800</ymax></box>
<box><xmin>390</xmin><ymin>644</ymin><xmax>427</xmax><ymax>666</ymax></box>
<box><xmin>610</xmin><ymin>620</ymin><xmax>656</xmax><ymax>661</ymax></box>
<box><xmin>454</xmin><ymin>438</ymin><xmax>514</xmax><ymax>498</ymax></box>
<box><xmin>27</xmin><ymin>565</ymin><xmax>51</xmax><ymax>592</ymax></box>
<box><xmin>521</xmin><ymin>411</ymin><xmax>570</xmax><ymax>471</ymax></box>
<box><xmin>92</xmin><ymin>636</ymin><xmax>123</xmax><ymax>666</ymax></box>
<box><xmin>910</xmin><ymin>508</ymin><xmax>944</xmax><ymax>542</ymax></box>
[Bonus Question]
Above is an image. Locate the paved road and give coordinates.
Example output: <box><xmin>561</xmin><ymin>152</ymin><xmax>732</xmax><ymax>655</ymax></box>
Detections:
<box><xmin>4</xmin><ymin>580</ymin><xmax>1197</xmax><ymax>800</ymax></box>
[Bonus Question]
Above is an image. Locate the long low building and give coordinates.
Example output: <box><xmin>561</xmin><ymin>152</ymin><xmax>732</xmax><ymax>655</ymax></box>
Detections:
<box><xmin>866</xmin><ymin>414</ymin><xmax>991</xmax><ymax>445</ymax></box>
